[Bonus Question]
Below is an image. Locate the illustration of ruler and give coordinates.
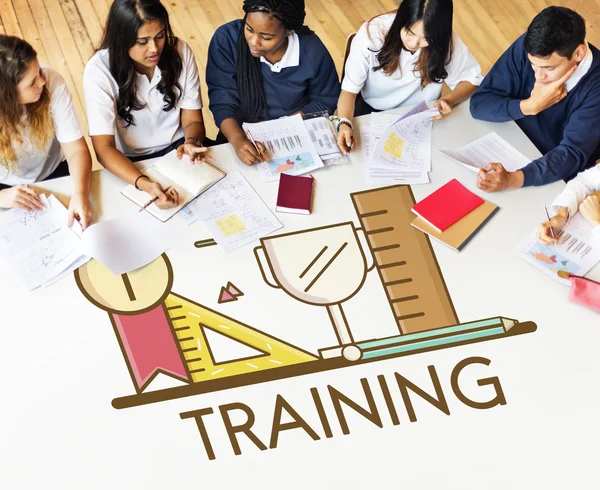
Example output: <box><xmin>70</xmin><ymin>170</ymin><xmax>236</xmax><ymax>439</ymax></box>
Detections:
<box><xmin>351</xmin><ymin>185</ymin><xmax>458</xmax><ymax>334</ymax></box>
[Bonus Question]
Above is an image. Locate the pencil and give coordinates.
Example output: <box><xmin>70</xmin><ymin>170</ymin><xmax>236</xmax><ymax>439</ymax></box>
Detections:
<box><xmin>139</xmin><ymin>186</ymin><xmax>172</xmax><ymax>212</ymax></box>
<box><xmin>544</xmin><ymin>205</ymin><xmax>556</xmax><ymax>239</ymax></box>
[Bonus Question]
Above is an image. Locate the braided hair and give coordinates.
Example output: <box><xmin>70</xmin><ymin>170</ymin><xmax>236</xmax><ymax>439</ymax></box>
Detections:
<box><xmin>236</xmin><ymin>0</ymin><xmax>311</xmax><ymax>123</ymax></box>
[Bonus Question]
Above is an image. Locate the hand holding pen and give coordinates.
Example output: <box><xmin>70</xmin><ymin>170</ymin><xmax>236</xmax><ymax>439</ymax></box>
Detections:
<box><xmin>537</xmin><ymin>205</ymin><xmax>568</xmax><ymax>245</ymax></box>
<box><xmin>336</xmin><ymin>118</ymin><xmax>356</xmax><ymax>155</ymax></box>
<box><xmin>233</xmin><ymin>130</ymin><xmax>268</xmax><ymax>166</ymax></box>
<box><xmin>139</xmin><ymin>184</ymin><xmax>179</xmax><ymax>211</ymax></box>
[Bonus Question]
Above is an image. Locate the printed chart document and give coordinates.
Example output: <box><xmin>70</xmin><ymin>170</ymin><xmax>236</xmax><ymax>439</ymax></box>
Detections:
<box><xmin>243</xmin><ymin>114</ymin><xmax>324</xmax><ymax>182</ymax></box>
<box><xmin>189</xmin><ymin>172</ymin><xmax>283</xmax><ymax>253</ymax></box>
<box><xmin>122</xmin><ymin>151</ymin><xmax>226</xmax><ymax>221</ymax></box>
<box><xmin>440</xmin><ymin>132</ymin><xmax>531</xmax><ymax>172</ymax></box>
<box><xmin>81</xmin><ymin>209</ymin><xmax>180</xmax><ymax>275</ymax></box>
<box><xmin>304</xmin><ymin>116</ymin><xmax>345</xmax><ymax>164</ymax></box>
<box><xmin>515</xmin><ymin>213</ymin><xmax>600</xmax><ymax>285</ymax></box>
<box><xmin>0</xmin><ymin>194</ymin><xmax>89</xmax><ymax>290</ymax></box>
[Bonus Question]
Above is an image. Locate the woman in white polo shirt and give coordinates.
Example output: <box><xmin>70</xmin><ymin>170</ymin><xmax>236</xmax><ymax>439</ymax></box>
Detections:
<box><xmin>336</xmin><ymin>0</ymin><xmax>483</xmax><ymax>153</ymax></box>
<box><xmin>0</xmin><ymin>35</ymin><xmax>94</xmax><ymax>229</ymax></box>
<box><xmin>84</xmin><ymin>0</ymin><xmax>211</xmax><ymax>209</ymax></box>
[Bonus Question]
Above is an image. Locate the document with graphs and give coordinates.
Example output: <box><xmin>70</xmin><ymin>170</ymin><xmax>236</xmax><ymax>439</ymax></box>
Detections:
<box><xmin>243</xmin><ymin>114</ymin><xmax>324</xmax><ymax>182</ymax></box>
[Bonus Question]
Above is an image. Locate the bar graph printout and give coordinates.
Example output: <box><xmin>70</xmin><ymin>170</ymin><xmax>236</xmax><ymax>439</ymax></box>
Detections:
<box><xmin>243</xmin><ymin>114</ymin><xmax>324</xmax><ymax>182</ymax></box>
<box><xmin>515</xmin><ymin>213</ymin><xmax>600</xmax><ymax>285</ymax></box>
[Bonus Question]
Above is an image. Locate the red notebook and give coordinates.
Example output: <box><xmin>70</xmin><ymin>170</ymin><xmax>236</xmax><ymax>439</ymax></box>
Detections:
<box><xmin>276</xmin><ymin>173</ymin><xmax>315</xmax><ymax>214</ymax></box>
<box><xmin>411</xmin><ymin>179</ymin><xmax>484</xmax><ymax>232</ymax></box>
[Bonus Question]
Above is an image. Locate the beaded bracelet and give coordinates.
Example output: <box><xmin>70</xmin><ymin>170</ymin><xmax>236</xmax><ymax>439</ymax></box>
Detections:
<box><xmin>134</xmin><ymin>174</ymin><xmax>150</xmax><ymax>190</ymax></box>
<box><xmin>336</xmin><ymin>117</ymin><xmax>353</xmax><ymax>133</ymax></box>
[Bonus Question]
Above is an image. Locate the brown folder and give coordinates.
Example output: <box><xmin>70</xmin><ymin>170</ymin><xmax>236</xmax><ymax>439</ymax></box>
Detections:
<box><xmin>410</xmin><ymin>200</ymin><xmax>499</xmax><ymax>251</ymax></box>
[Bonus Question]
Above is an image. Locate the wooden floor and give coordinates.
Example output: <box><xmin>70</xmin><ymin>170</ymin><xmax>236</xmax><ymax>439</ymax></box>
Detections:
<box><xmin>0</xmin><ymin>0</ymin><xmax>597</xmax><ymax>148</ymax></box>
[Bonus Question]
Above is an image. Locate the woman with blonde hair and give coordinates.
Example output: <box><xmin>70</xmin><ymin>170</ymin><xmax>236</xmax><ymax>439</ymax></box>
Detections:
<box><xmin>0</xmin><ymin>35</ymin><xmax>93</xmax><ymax>228</ymax></box>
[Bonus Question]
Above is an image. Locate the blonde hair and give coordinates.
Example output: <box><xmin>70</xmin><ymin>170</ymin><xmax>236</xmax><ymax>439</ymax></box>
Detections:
<box><xmin>0</xmin><ymin>35</ymin><xmax>53</xmax><ymax>172</ymax></box>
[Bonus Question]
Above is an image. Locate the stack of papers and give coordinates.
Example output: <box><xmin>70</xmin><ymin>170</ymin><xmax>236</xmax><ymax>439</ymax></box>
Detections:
<box><xmin>243</xmin><ymin>114</ymin><xmax>325</xmax><ymax>182</ymax></box>
<box><xmin>361</xmin><ymin>101</ymin><xmax>437</xmax><ymax>186</ymax></box>
<box><xmin>0</xmin><ymin>194</ymin><xmax>89</xmax><ymax>290</ymax></box>
<box><xmin>189</xmin><ymin>172</ymin><xmax>282</xmax><ymax>253</ymax></box>
<box><xmin>0</xmin><ymin>194</ymin><xmax>182</xmax><ymax>290</ymax></box>
<box><xmin>304</xmin><ymin>116</ymin><xmax>345</xmax><ymax>165</ymax></box>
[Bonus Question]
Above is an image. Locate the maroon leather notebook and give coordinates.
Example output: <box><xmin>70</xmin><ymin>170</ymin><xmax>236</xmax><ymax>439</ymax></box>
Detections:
<box><xmin>276</xmin><ymin>174</ymin><xmax>314</xmax><ymax>215</ymax></box>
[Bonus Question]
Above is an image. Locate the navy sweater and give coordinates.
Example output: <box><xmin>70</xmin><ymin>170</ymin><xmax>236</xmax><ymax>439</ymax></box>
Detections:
<box><xmin>470</xmin><ymin>35</ymin><xmax>600</xmax><ymax>186</ymax></box>
<box><xmin>206</xmin><ymin>20</ymin><xmax>341</xmax><ymax>128</ymax></box>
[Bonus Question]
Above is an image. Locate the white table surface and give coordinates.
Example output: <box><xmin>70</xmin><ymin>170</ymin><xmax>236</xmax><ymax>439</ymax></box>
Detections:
<box><xmin>1</xmin><ymin>102</ymin><xmax>598</xmax><ymax>490</ymax></box>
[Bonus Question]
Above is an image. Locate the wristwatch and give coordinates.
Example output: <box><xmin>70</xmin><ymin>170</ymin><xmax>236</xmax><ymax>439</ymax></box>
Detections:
<box><xmin>184</xmin><ymin>137</ymin><xmax>204</xmax><ymax>147</ymax></box>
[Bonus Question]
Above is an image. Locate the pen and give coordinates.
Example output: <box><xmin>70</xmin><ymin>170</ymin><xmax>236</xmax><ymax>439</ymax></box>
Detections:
<box><xmin>246</xmin><ymin>130</ymin><xmax>263</xmax><ymax>157</ymax></box>
<box><xmin>544</xmin><ymin>205</ymin><xmax>556</xmax><ymax>239</ymax></box>
<box><xmin>139</xmin><ymin>186</ymin><xmax>172</xmax><ymax>212</ymax></box>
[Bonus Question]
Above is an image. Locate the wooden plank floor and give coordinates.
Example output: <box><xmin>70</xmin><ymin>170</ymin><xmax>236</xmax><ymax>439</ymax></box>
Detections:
<box><xmin>0</xmin><ymin>0</ymin><xmax>597</xmax><ymax>163</ymax></box>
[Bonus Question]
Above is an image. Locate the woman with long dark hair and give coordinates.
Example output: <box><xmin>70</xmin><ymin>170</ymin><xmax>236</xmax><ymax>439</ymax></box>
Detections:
<box><xmin>206</xmin><ymin>0</ymin><xmax>341</xmax><ymax>166</ymax></box>
<box><xmin>84</xmin><ymin>0</ymin><xmax>211</xmax><ymax>209</ymax></box>
<box><xmin>336</xmin><ymin>0</ymin><xmax>482</xmax><ymax>153</ymax></box>
<box><xmin>0</xmin><ymin>35</ymin><xmax>94</xmax><ymax>228</ymax></box>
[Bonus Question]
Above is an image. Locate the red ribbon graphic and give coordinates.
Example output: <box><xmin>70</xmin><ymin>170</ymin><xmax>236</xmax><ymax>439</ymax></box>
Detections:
<box><xmin>112</xmin><ymin>305</ymin><xmax>189</xmax><ymax>391</ymax></box>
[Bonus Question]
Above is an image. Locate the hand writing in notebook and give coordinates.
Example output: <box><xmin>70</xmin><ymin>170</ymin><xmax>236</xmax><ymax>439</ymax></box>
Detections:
<box><xmin>176</xmin><ymin>140</ymin><xmax>216</xmax><ymax>164</ymax></box>
<box><xmin>137</xmin><ymin>178</ymin><xmax>180</xmax><ymax>209</ymax></box>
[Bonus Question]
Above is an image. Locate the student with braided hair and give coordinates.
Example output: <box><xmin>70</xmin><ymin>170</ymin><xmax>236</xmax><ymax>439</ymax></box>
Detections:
<box><xmin>206</xmin><ymin>0</ymin><xmax>341</xmax><ymax>166</ymax></box>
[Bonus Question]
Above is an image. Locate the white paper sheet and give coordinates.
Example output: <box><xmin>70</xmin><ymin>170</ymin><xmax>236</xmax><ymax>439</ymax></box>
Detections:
<box><xmin>371</xmin><ymin>108</ymin><xmax>438</xmax><ymax>172</ymax></box>
<box><xmin>440</xmin><ymin>132</ymin><xmax>531</xmax><ymax>172</ymax></box>
<box><xmin>360</xmin><ymin>126</ymin><xmax>429</xmax><ymax>186</ymax></box>
<box><xmin>81</xmin><ymin>209</ymin><xmax>179</xmax><ymax>275</ymax></box>
<box><xmin>188</xmin><ymin>172</ymin><xmax>283</xmax><ymax>253</ymax></box>
<box><xmin>243</xmin><ymin>114</ymin><xmax>324</xmax><ymax>182</ymax></box>
<box><xmin>0</xmin><ymin>194</ymin><xmax>88</xmax><ymax>290</ymax></box>
<box><xmin>174</xmin><ymin>204</ymin><xmax>198</xmax><ymax>226</ymax></box>
<box><xmin>303</xmin><ymin>117</ymin><xmax>344</xmax><ymax>163</ymax></box>
<box><xmin>515</xmin><ymin>213</ymin><xmax>600</xmax><ymax>285</ymax></box>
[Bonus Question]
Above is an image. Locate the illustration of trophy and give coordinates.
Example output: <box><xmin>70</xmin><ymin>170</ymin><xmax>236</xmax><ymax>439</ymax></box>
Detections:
<box><xmin>254</xmin><ymin>222</ymin><xmax>374</xmax><ymax>346</ymax></box>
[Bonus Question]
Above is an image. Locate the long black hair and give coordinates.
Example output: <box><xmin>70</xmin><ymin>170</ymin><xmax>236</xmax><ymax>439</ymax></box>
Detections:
<box><xmin>236</xmin><ymin>0</ymin><xmax>311</xmax><ymax>123</ymax></box>
<box><xmin>372</xmin><ymin>0</ymin><xmax>453</xmax><ymax>87</ymax></box>
<box><xmin>99</xmin><ymin>0</ymin><xmax>182</xmax><ymax>127</ymax></box>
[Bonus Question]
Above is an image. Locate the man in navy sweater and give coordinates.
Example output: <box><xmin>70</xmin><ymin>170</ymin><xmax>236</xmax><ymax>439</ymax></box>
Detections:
<box><xmin>470</xmin><ymin>7</ymin><xmax>600</xmax><ymax>191</ymax></box>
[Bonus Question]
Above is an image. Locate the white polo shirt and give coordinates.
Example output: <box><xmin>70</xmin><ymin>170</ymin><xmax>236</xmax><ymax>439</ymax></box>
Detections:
<box><xmin>83</xmin><ymin>40</ymin><xmax>203</xmax><ymax>157</ymax></box>
<box><xmin>342</xmin><ymin>13</ymin><xmax>483</xmax><ymax>110</ymax></box>
<box><xmin>260</xmin><ymin>32</ymin><xmax>300</xmax><ymax>72</ymax></box>
<box><xmin>0</xmin><ymin>67</ymin><xmax>83</xmax><ymax>186</ymax></box>
<box><xmin>552</xmin><ymin>164</ymin><xmax>600</xmax><ymax>241</ymax></box>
